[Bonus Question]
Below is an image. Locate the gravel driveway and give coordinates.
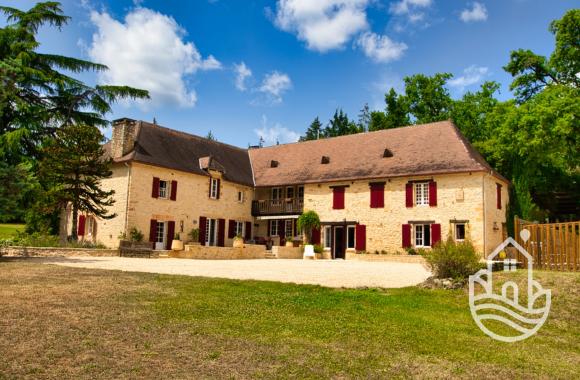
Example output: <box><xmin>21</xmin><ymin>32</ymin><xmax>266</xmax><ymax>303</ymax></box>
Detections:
<box><xmin>42</xmin><ymin>257</ymin><xmax>430</xmax><ymax>288</ymax></box>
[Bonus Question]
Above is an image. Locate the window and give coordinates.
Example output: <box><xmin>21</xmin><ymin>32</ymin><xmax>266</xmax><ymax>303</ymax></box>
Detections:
<box><xmin>455</xmin><ymin>223</ymin><xmax>466</xmax><ymax>241</ymax></box>
<box><xmin>210</xmin><ymin>178</ymin><xmax>219</xmax><ymax>199</ymax></box>
<box><xmin>272</xmin><ymin>187</ymin><xmax>283</xmax><ymax>200</ymax></box>
<box><xmin>415</xmin><ymin>182</ymin><xmax>429</xmax><ymax>206</ymax></box>
<box><xmin>237</xmin><ymin>191</ymin><xmax>244</xmax><ymax>203</ymax></box>
<box><xmin>156</xmin><ymin>221</ymin><xmax>165</xmax><ymax>243</ymax></box>
<box><xmin>270</xmin><ymin>220</ymin><xmax>279</xmax><ymax>236</ymax></box>
<box><xmin>496</xmin><ymin>183</ymin><xmax>502</xmax><ymax>209</ymax></box>
<box><xmin>205</xmin><ymin>218</ymin><xmax>217</xmax><ymax>246</ymax></box>
<box><xmin>298</xmin><ymin>186</ymin><xmax>304</xmax><ymax>199</ymax></box>
<box><xmin>324</xmin><ymin>226</ymin><xmax>331</xmax><ymax>249</ymax></box>
<box><xmin>332</xmin><ymin>187</ymin><xmax>345</xmax><ymax>209</ymax></box>
<box><xmin>286</xmin><ymin>187</ymin><xmax>294</xmax><ymax>199</ymax></box>
<box><xmin>370</xmin><ymin>183</ymin><xmax>385</xmax><ymax>208</ymax></box>
<box><xmin>285</xmin><ymin>220</ymin><xmax>293</xmax><ymax>238</ymax></box>
<box><xmin>415</xmin><ymin>224</ymin><xmax>431</xmax><ymax>247</ymax></box>
<box><xmin>86</xmin><ymin>217</ymin><xmax>94</xmax><ymax>236</ymax></box>
<box><xmin>347</xmin><ymin>226</ymin><xmax>355</xmax><ymax>249</ymax></box>
<box><xmin>159</xmin><ymin>180</ymin><xmax>168</xmax><ymax>199</ymax></box>
<box><xmin>234</xmin><ymin>221</ymin><xmax>245</xmax><ymax>237</ymax></box>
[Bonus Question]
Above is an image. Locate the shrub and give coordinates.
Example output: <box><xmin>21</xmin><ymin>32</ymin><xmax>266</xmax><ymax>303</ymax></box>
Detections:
<box><xmin>4</xmin><ymin>232</ymin><xmax>106</xmax><ymax>249</ymax></box>
<box><xmin>424</xmin><ymin>238</ymin><xmax>483</xmax><ymax>280</ymax></box>
<box><xmin>129</xmin><ymin>227</ymin><xmax>144</xmax><ymax>242</ymax></box>
<box><xmin>188</xmin><ymin>228</ymin><xmax>199</xmax><ymax>242</ymax></box>
<box><xmin>313</xmin><ymin>244</ymin><xmax>324</xmax><ymax>254</ymax></box>
<box><xmin>297</xmin><ymin>211</ymin><xmax>321</xmax><ymax>244</ymax></box>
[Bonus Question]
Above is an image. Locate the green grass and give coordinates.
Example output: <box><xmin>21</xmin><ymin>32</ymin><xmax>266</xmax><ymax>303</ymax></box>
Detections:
<box><xmin>0</xmin><ymin>223</ymin><xmax>24</xmax><ymax>239</ymax></box>
<box><xmin>0</xmin><ymin>260</ymin><xmax>578</xmax><ymax>379</ymax></box>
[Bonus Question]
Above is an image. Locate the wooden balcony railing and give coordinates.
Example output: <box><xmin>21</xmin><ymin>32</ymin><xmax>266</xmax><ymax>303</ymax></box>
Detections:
<box><xmin>252</xmin><ymin>198</ymin><xmax>304</xmax><ymax>216</ymax></box>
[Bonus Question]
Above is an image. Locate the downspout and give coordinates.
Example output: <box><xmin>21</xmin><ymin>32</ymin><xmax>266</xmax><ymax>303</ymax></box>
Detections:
<box><xmin>124</xmin><ymin>162</ymin><xmax>132</xmax><ymax>238</ymax></box>
<box><xmin>482</xmin><ymin>173</ymin><xmax>486</xmax><ymax>256</ymax></box>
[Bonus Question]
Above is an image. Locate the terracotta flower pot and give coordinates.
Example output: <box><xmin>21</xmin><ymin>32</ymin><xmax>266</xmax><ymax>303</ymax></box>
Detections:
<box><xmin>171</xmin><ymin>240</ymin><xmax>184</xmax><ymax>251</ymax></box>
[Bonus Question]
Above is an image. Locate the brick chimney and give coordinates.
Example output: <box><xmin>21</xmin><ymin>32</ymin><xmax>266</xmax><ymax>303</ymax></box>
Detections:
<box><xmin>111</xmin><ymin>118</ymin><xmax>137</xmax><ymax>158</ymax></box>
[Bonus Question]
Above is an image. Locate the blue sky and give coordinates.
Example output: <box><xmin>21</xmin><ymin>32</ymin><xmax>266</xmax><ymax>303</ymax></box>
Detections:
<box><xmin>2</xmin><ymin>0</ymin><xmax>577</xmax><ymax>146</ymax></box>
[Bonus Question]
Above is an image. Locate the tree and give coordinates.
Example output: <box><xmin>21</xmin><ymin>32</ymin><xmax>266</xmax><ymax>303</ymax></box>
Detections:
<box><xmin>369</xmin><ymin>111</ymin><xmax>388</xmax><ymax>131</ymax></box>
<box><xmin>40</xmin><ymin>124</ymin><xmax>116</xmax><ymax>240</ymax></box>
<box><xmin>403</xmin><ymin>73</ymin><xmax>453</xmax><ymax>123</ymax></box>
<box><xmin>384</xmin><ymin>88</ymin><xmax>410</xmax><ymax>128</ymax></box>
<box><xmin>300</xmin><ymin>117</ymin><xmax>323</xmax><ymax>141</ymax></box>
<box><xmin>206</xmin><ymin>130</ymin><xmax>216</xmax><ymax>141</ymax></box>
<box><xmin>297</xmin><ymin>211</ymin><xmax>321</xmax><ymax>245</ymax></box>
<box><xmin>357</xmin><ymin>103</ymin><xmax>371</xmax><ymax>132</ymax></box>
<box><xmin>0</xmin><ymin>162</ymin><xmax>35</xmax><ymax>222</ymax></box>
<box><xmin>324</xmin><ymin>109</ymin><xmax>360</xmax><ymax>137</ymax></box>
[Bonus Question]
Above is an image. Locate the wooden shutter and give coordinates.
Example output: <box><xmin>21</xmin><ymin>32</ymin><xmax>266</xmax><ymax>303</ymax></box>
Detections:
<box><xmin>267</xmin><ymin>220</ymin><xmax>271</xmax><ymax>237</ymax></box>
<box><xmin>216</xmin><ymin>179</ymin><xmax>221</xmax><ymax>199</ymax></box>
<box><xmin>245</xmin><ymin>222</ymin><xmax>252</xmax><ymax>241</ymax></box>
<box><xmin>332</xmin><ymin>187</ymin><xmax>345</xmax><ymax>209</ymax></box>
<box><xmin>431</xmin><ymin>224</ymin><xmax>441</xmax><ymax>246</ymax></box>
<box><xmin>355</xmin><ymin>224</ymin><xmax>366</xmax><ymax>251</ymax></box>
<box><xmin>405</xmin><ymin>183</ymin><xmax>413</xmax><ymax>208</ymax></box>
<box><xmin>199</xmin><ymin>216</ymin><xmax>207</xmax><ymax>245</ymax></box>
<box><xmin>311</xmin><ymin>227</ymin><xmax>321</xmax><ymax>245</ymax></box>
<box><xmin>496</xmin><ymin>184</ymin><xmax>502</xmax><ymax>209</ymax></box>
<box><xmin>152</xmin><ymin>177</ymin><xmax>160</xmax><ymax>198</ymax></box>
<box><xmin>217</xmin><ymin>219</ymin><xmax>225</xmax><ymax>246</ymax></box>
<box><xmin>208</xmin><ymin>178</ymin><xmax>212</xmax><ymax>198</ymax></box>
<box><xmin>370</xmin><ymin>183</ymin><xmax>384</xmax><ymax>208</ymax></box>
<box><xmin>170</xmin><ymin>180</ymin><xmax>177</xmax><ymax>201</ymax></box>
<box><xmin>228</xmin><ymin>220</ymin><xmax>236</xmax><ymax>239</ymax></box>
<box><xmin>278</xmin><ymin>220</ymin><xmax>284</xmax><ymax>237</ymax></box>
<box><xmin>402</xmin><ymin>224</ymin><xmax>411</xmax><ymax>248</ymax></box>
<box><xmin>429</xmin><ymin>181</ymin><xmax>437</xmax><ymax>207</ymax></box>
<box><xmin>78</xmin><ymin>215</ymin><xmax>86</xmax><ymax>236</ymax></box>
<box><xmin>166</xmin><ymin>221</ymin><xmax>175</xmax><ymax>250</ymax></box>
<box><xmin>149</xmin><ymin>219</ymin><xmax>157</xmax><ymax>242</ymax></box>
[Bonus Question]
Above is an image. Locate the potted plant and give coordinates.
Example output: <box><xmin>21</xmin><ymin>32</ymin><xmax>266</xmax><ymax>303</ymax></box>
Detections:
<box><xmin>285</xmin><ymin>233</ymin><xmax>294</xmax><ymax>247</ymax></box>
<box><xmin>233</xmin><ymin>234</ymin><xmax>244</xmax><ymax>248</ymax></box>
<box><xmin>188</xmin><ymin>228</ymin><xmax>200</xmax><ymax>245</ymax></box>
<box><xmin>171</xmin><ymin>232</ymin><xmax>184</xmax><ymax>251</ymax></box>
<box><xmin>297</xmin><ymin>210</ymin><xmax>321</xmax><ymax>258</ymax></box>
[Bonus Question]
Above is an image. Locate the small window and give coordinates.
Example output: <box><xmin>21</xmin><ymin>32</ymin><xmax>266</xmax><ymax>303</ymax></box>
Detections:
<box><xmin>298</xmin><ymin>186</ymin><xmax>304</xmax><ymax>199</ymax></box>
<box><xmin>86</xmin><ymin>217</ymin><xmax>94</xmax><ymax>236</ymax></box>
<box><xmin>321</xmin><ymin>156</ymin><xmax>330</xmax><ymax>164</ymax></box>
<box><xmin>286</xmin><ymin>187</ymin><xmax>294</xmax><ymax>199</ymax></box>
<box><xmin>272</xmin><ymin>187</ymin><xmax>283</xmax><ymax>202</ymax></box>
<box><xmin>415</xmin><ymin>182</ymin><xmax>429</xmax><ymax>206</ymax></box>
<box><xmin>210</xmin><ymin>178</ymin><xmax>219</xmax><ymax>199</ymax></box>
<box><xmin>284</xmin><ymin>220</ymin><xmax>293</xmax><ymax>238</ymax></box>
<box><xmin>324</xmin><ymin>226</ymin><xmax>332</xmax><ymax>249</ymax></box>
<box><xmin>237</xmin><ymin>191</ymin><xmax>244</xmax><ymax>203</ymax></box>
<box><xmin>159</xmin><ymin>180</ymin><xmax>168</xmax><ymax>199</ymax></box>
<box><xmin>415</xmin><ymin>224</ymin><xmax>431</xmax><ymax>247</ymax></box>
<box><xmin>347</xmin><ymin>226</ymin><xmax>355</xmax><ymax>249</ymax></box>
<box><xmin>234</xmin><ymin>221</ymin><xmax>245</xmax><ymax>237</ymax></box>
<box><xmin>270</xmin><ymin>220</ymin><xmax>279</xmax><ymax>236</ymax></box>
<box><xmin>455</xmin><ymin>223</ymin><xmax>466</xmax><ymax>241</ymax></box>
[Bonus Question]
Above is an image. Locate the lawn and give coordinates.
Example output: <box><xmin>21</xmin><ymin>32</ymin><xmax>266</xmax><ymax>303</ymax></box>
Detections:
<box><xmin>0</xmin><ymin>260</ymin><xmax>578</xmax><ymax>379</ymax></box>
<box><xmin>0</xmin><ymin>223</ymin><xmax>24</xmax><ymax>239</ymax></box>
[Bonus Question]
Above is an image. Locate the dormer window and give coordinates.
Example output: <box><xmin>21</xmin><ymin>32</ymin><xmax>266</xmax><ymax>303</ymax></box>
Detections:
<box><xmin>383</xmin><ymin>148</ymin><xmax>393</xmax><ymax>158</ymax></box>
<box><xmin>270</xmin><ymin>160</ymin><xmax>279</xmax><ymax>168</ymax></box>
<box><xmin>321</xmin><ymin>156</ymin><xmax>330</xmax><ymax>164</ymax></box>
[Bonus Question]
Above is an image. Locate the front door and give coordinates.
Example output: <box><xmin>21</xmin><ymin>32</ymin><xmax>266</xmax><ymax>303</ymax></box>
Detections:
<box><xmin>206</xmin><ymin>218</ymin><xmax>217</xmax><ymax>246</ymax></box>
<box><xmin>334</xmin><ymin>227</ymin><xmax>345</xmax><ymax>259</ymax></box>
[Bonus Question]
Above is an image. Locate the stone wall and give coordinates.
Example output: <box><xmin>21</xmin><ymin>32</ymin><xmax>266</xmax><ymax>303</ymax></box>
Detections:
<box><xmin>483</xmin><ymin>173</ymin><xmax>509</xmax><ymax>254</ymax></box>
<box><xmin>345</xmin><ymin>252</ymin><xmax>426</xmax><ymax>264</ymax></box>
<box><xmin>272</xmin><ymin>246</ymin><xmax>303</xmax><ymax>259</ymax></box>
<box><xmin>3</xmin><ymin>246</ymin><xmax>119</xmax><ymax>257</ymax></box>
<box><xmin>169</xmin><ymin>244</ymin><xmax>266</xmax><ymax>259</ymax></box>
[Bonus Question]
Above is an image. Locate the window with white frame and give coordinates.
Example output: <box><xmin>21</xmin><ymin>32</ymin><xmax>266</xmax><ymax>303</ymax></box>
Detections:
<box><xmin>286</xmin><ymin>187</ymin><xmax>294</xmax><ymax>199</ymax></box>
<box><xmin>285</xmin><ymin>220</ymin><xmax>293</xmax><ymax>238</ymax></box>
<box><xmin>298</xmin><ymin>186</ymin><xmax>304</xmax><ymax>199</ymax></box>
<box><xmin>415</xmin><ymin>224</ymin><xmax>431</xmax><ymax>247</ymax></box>
<box><xmin>324</xmin><ymin>226</ymin><xmax>332</xmax><ymax>249</ymax></box>
<box><xmin>86</xmin><ymin>217</ymin><xmax>94</xmax><ymax>236</ymax></box>
<box><xmin>272</xmin><ymin>187</ymin><xmax>283</xmax><ymax>203</ymax></box>
<box><xmin>210</xmin><ymin>178</ymin><xmax>219</xmax><ymax>199</ymax></box>
<box><xmin>237</xmin><ymin>191</ymin><xmax>244</xmax><ymax>203</ymax></box>
<box><xmin>455</xmin><ymin>223</ymin><xmax>466</xmax><ymax>241</ymax></box>
<box><xmin>159</xmin><ymin>180</ymin><xmax>168</xmax><ymax>199</ymax></box>
<box><xmin>234</xmin><ymin>221</ymin><xmax>245</xmax><ymax>237</ymax></box>
<box><xmin>347</xmin><ymin>226</ymin><xmax>355</xmax><ymax>249</ymax></box>
<box><xmin>270</xmin><ymin>220</ymin><xmax>279</xmax><ymax>236</ymax></box>
<box><xmin>156</xmin><ymin>221</ymin><xmax>165</xmax><ymax>243</ymax></box>
<box><xmin>415</xmin><ymin>182</ymin><xmax>429</xmax><ymax>206</ymax></box>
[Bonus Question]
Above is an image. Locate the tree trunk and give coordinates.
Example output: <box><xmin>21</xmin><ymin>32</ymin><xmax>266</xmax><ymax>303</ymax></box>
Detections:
<box><xmin>71</xmin><ymin>205</ymin><xmax>78</xmax><ymax>241</ymax></box>
<box><xmin>58</xmin><ymin>204</ymin><xmax>68</xmax><ymax>244</ymax></box>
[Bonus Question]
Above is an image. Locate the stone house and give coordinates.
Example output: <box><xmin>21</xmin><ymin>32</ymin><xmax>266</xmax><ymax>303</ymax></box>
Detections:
<box><xmin>69</xmin><ymin>118</ymin><xmax>509</xmax><ymax>257</ymax></box>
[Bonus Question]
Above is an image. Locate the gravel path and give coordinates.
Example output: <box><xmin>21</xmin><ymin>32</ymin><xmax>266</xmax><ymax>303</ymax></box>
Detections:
<box><xmin>42</xmin><ymin>257</ymin><xmax>430</xmax><ymax>288</ymax></box>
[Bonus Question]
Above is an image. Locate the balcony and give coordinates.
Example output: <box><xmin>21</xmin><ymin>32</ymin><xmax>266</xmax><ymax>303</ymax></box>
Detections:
<box><xmin>252</xmin><ymin>198</ymin><xmax>304</xmax><ymax>217</ymax></box>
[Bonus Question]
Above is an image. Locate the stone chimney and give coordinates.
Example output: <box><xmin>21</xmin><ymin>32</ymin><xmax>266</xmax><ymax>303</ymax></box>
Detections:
<box><xmin>111</xmin><ymin>118</ymin><xmax>137</xmax><ymax>158</ymax></box>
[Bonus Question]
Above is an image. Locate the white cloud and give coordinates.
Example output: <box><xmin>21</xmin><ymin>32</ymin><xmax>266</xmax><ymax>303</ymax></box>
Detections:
<box><xmin>460</xmin><ymin>2</ymin><xmax>488</xmax><ymax>23</ymax></box>
<box><xmin>448</xmin><ymin>65</ymin><xmax>489</xmax><ymax>91</ymax></box>
<box><xmin>233</xmin><ymin>62</ymin><xmax>252</xmax><ymax>91</ymax></box>
<box><xmin>390</xmin><ymin>0</ymin><xmax>431</xmax><ymax>15</ymax></box>
<box><xmin>257</xmin><ymin>71</ymin><xmax>292</xmax><ymax>103</ymax></box>
<box><xmin>88</xmin><ymin>7</ymin><xmax>221</xmax><ymax>109</ymax></box>
<box><xmin>356</xmin><ymin>32</ymin><xmax>407</xmax><ymax>63</ymax></box>
<box><xmin>254</xmin><ymin>115</ymin><xmax>300</xmax><ymax>146</ymax></box>
<box><xmin>273</xmin><ymin>0</ymin><xmax>370</xmax><ymax>52</ymax></box>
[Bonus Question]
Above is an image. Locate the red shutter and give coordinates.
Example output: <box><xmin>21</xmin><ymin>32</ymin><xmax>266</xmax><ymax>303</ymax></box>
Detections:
<box><xmin>245</xmin><ymin>221</ymin><xmax>252</xmax><ymax>241</ymax></box>
<box><xmin>152</xmin><ymin>177</ymin><xmax>160</xmax><ymax>198</ymax></box>
<box><xmin>166</xmin><ymin>221</ymin><xmax>175</xmax><ymax>250</ymax></box>
<box><xmin>333</xmin><ymin>187</ymin><xmax>345</xmax><ymax>209</ymax></box>
<box><xmin>370</xmin><ymin>184</ymin><xmax>384</xmax><ymax>208</ymax></box>
<box><xmin>228</xmin><ymin>220</ymin><xmax>236</xmax><ymax>239</ymax></box>
<box><xmin>217</xmin><ymin>218</ymin><xmax>225</xmax><ymax>246</ymax></box>
<box><xmin>496</xmin><ymin>184</ymin><xmax>502</xmax><ymax>209</ymax></box>
<box><xmin>431</xmin><ymin>224</ymin><xmax>441</xmax><ymax>246</ymax></box>
<box><xmin>429</xmin><ymin>181</ymin><xmax>437</xmax><ymax>207</ymax></box>
<box><xmin>208</xmin><ymin>178</ymin><xmax>212</xmax><ymax>198</ymax></box>
<box><xmin>405</xmin><ymin>183</ymin><xmax>413</xmax><ymax>208</ymax></box>
<box><xmin>170</xmin><ymin>180</ymin><xmax>177</xmax><ymax>201</ymax></box>
<box><xmin>311</xmin><ymin>227</ymin><xmax>321</xmax><ymax>245</ymax></box>
<box><xmin>355</xmin><ymin>224</ymin><xmax>366</xmax><ymax>251</ymax></box>
<box><xmin>402</xmin><ymin>224</ymin><xmax>411</xmax><ymax>248</ymax></box>
<box><xmin>149</xmin><ymin>219</ymin><xmax>157</xmax><ymax>242</ymax></box>
<box><xmin>199</xmin><ymin>216</ymin><xmax>207</xmax><ymax>245</ymax></box>
<box><xmin>78</xmin><ymin>215</ymin><xmax>86</xmax><ymax>236</ymax></box>
<box><xmin>216</xmin><ymin>179</ymin><xmax>221</xmax><ymax>199</ymax></box>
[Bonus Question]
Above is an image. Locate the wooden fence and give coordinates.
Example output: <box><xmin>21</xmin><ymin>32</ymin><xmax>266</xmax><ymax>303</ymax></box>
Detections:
<box><xmin>514</xmin><ymin>217</ymin><xmax>580</xmax><ymax>271</ymax></box>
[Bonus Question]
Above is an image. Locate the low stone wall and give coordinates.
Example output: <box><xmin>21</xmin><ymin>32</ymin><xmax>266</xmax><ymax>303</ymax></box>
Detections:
<box><xmin>346</xmin><ymin>252</ymin><xmax>426</xmax><ymax>264</ymax></box>
<box><xmin>170</xmin><ymin>244</ymin><xmax>267</xmax><ymax>260</ymax></box>
<box><xmin>272</xmin><ymin>246</ymin><xmax>303</xmax><ymax>259</ymax></box>
<box><xmin>2</xmin><ymin>246</ymin><xmax>119</xmax><ymax>258</ymax></box>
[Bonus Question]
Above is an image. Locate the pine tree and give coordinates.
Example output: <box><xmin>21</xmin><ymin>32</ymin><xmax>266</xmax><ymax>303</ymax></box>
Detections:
<box><xmin>324</xmin><ymin>109</ymin><xmax>359</xmax><ymax>137</ymax></box>
<box><xmin>40</xmin><ymin>124</ymin><xmax>116</xmax><ymax>240</ymax></box>
<box><xmin>357</xmin><ymin>103</ymin><xmax>371</xmax><ymax>132</ymax></box>
<box><xmin>300</xmin><ymin>117</ymin><xmax>323</xmax><ymax>141</ymax></box>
